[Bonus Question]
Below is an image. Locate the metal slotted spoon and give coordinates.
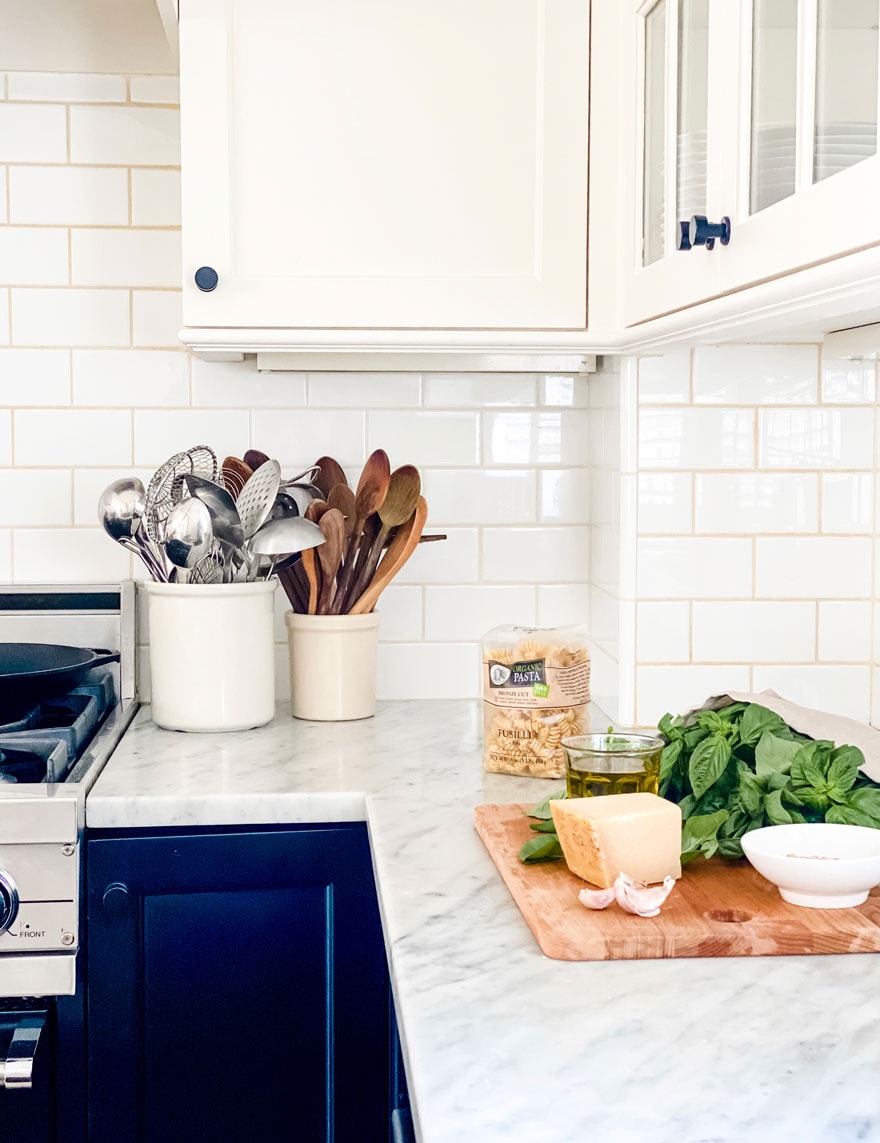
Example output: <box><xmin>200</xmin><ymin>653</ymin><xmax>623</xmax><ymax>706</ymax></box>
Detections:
<box><xmin>236</xmin><ymin>459</ymin><xmax>282</xmax><ymax>540</ymax></box>
<box><xmin>144</xmin><ymin>445</ymin><xmax>218</xmax><ymax>546</ymax></box>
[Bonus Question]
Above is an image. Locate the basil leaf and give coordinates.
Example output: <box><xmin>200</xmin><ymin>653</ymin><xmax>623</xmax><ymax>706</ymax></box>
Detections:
<box><xmin>827</xmin><ymin>786</ymin><xmax>880</xmax><ymax>829</ymax></box>
<box><xmin>518</xmin><ymin>834</ymin><xmax>564</xmax><ymax>864</ymax></box>
<box><xmin>659</xmin><ymin>738</ymin><xmax>683</xmax><ymax>788</ymax></box>
<box><xmin>688</xmin><ymin>734</ymin><xmax>732</xmax><ymax>799</ymax></box>
<box><xmin>717</xmin><ymin>837</ymin><xmax>744</xmax><ymax>859</ymax></box>
<box><xmin>791</xmin><ymin>741</ymin><xmax>833</xmax><ymax>789</ymax></box>
<box><xmin>678</xmin><ymin>794</ymin><xmax>697</xmax><ymax>820</ymax></box>
<box><xmin>524</xmin><ymin>789</ymin><xmax>567</xmax><ymax>820</ymax></box>
<box><xmin>738</xmin><ymin>703</ymin><xmax>788</xmax><ymax>747</ymax></box>
<box><xmin>529</xmin><ymin>819</ymin><xmax>560</xmax><ymax>833</ymax></box>
<box><xmin>763</xmin><ymin>788</ymin><xmax>793</xmax><ymax>825</ymax></box>
<box><xmin>682</xmin><ymin>808</ymin><xmax>729</xmax><ymax>844</ymax></box>
<box><xmin>826</xmin><ymin>745</ymin><xmax>862</xmax><ymax>799</ymax></box>
<box><xmin>737</xmin><ymin>770</ymin><xmax>766</xmax><ymax>817</ymax></box>
<box><xmin>755</xmin><ymin>731</ymin><xmax>801</xmax><ymax>779</ymax></box>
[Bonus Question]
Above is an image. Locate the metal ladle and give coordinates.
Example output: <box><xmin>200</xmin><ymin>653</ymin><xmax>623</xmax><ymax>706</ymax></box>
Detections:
<box><xmin>246</xmin><ymin>516</ymin><xmax>325</xmax><ymax>580</ymax></box>
<box><xmin>98</xmin><ymin>477</ymin><xmax>168</xmax><ymax>581</ymax></box>
<box><xmin>163</xmin><ymin>497</ymin><xmax>214</xmax><ymax>582</ymax></box>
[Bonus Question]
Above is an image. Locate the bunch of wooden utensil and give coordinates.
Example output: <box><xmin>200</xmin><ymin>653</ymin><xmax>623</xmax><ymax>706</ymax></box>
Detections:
<box><xmin>278</xmin><ymin>450</ymin><xmax>443</xmax><ymax>616</ymax></box>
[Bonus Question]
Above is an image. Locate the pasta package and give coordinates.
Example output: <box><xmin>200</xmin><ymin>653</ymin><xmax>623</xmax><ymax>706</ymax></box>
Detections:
<box><xmin>482</xmin><ymin>624</ymin><xmax>591</xmax><ymax>778</ymax></box>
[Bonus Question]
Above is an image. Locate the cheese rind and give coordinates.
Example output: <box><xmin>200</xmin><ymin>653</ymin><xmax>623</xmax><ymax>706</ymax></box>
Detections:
<box><xmin>550</xmin><ymin>793</ymin><xmax>682</xmax><ymax>888</ymax></box>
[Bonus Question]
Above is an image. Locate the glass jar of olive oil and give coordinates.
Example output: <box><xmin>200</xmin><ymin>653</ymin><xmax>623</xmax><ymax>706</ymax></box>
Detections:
<box><xmin>561</xmin><ymin>732</ymin><xmax>663</xmax><ymax>798</ymax></box>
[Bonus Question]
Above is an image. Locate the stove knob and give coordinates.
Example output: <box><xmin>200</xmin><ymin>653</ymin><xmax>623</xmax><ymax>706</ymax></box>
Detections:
<box><xmin>0</xmin><ymin>871</ymin><xmax>19</xmax><ymax>934</ymax></box>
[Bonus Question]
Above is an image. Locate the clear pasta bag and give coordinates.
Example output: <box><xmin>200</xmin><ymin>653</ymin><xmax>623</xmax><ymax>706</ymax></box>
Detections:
<box><xmin>482</xmin><ymin>624</ymin><xmax>591</xmax><ymax>778</ymax></box>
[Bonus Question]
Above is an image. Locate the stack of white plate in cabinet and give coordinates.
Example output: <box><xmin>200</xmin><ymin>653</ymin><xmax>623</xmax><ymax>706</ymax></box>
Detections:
<box><xmin>677</xmin><ymin>131</ymin><xmax>708</xmax><ymax>225</ymax></box>
<box><xmin>752</xmin><ymin>122</ymin><xmax>877</xmax><ymax>212</ymax></box>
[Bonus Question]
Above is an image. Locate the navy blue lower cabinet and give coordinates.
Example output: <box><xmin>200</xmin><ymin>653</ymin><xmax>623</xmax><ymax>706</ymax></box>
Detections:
<box><xmin>86</xmin><ymin>823</ymin><xmax>390</xmax><ymax>1143</ymax></box>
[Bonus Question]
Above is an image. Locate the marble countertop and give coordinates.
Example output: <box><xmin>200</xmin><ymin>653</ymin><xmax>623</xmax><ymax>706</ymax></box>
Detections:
<box><xmin>87</xmin><ymin>700</ymin><xmax>880</xmax><ymax>1143</ymax></box>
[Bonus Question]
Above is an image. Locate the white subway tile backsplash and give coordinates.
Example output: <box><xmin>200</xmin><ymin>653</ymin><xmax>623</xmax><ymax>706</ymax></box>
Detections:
<box><xmin>637</xmin><ymin>537</ymin><xmax>753</xmax><ymax>599</ymax></box>
<box><xmin>73</xmin><ymin>350</ymin><xmax>188</xmax><ymax>407</ymax></box>
<box><xmin>71</xmin><ymin>229</ymin><xmax>180</xmax><ymax>288</ymax></box>
<box><xmin>636</xmin><ymin>601</ymin><xmax>690</xmax><ymax>663</ymax></box>
<box><xmin>759</xmin><ymin>408</ymin><xmax>873</xmax><ymax>469</ymax></box>
<box><xmin>638</xmin><ymin>473</ymin><xmax>693</xmax><ymax>535</ymax></box>
<box><xmin>590</xmin><ymin>585</ymin><xmax>620</xmax><ymax>650</ymax></box>
<box><xmin>9</xmin><ymin>166</ymin><xmax>129</xmax><ymax>226</ymax></box>
<box><xmin>251</xmin><ymin>409</ymin><xmax>365</xmax><ymax>468</ymax></box>
<box><xmin>395</xmin><ymin>529</ymin><xmax>479</xmax><ymax>585</ymax></box>
<box><xmin>695</xmin><ymin>473</ymin><xmax>819</xmax><ymax>534</ymax></box>
<box><xmin>692</xmin><ymin>601</ymin><xmax>815</xmax><ymax>662</ymax></box>
<box><xmin>821</xmin><ymin>473</ymin><xmax>873</xmax><ymax>534</ymax></box>
<box><xmin>7</xmin><ymin>72</ymin><xmax>127</xmax><ymax>102</ymax></box>
<box><xmin>0</xmin><ymin>228</ymin><xmax>69</xmax><ymax>285</ymax></box>
<box><xmin>756</xmin><ymin>537</ymin><xmax>872</xmax><ymax>599</ymax></box>
<box><xmin>13</xmin><ymin>289</ymin><xmax>130</xmax><ymax>347</ymax></box>
<box><xmin>541</xmin><ymin>375</ymin><xmax>588</xmax><ymax>408</ymax></box>
<box><xmin>482</xmin><ymin>526</ymin><xmax>589</xmax><ymax>583</ymax></box>
<box><xmin>13</xmin><ymin>527</ymin><xmax>131</xmax><ymax>583</ymax></box>
<box><xmin>536</xmin><ymin>583</ymin><xmax>590</xmax><ymax>627</ymax></box>
<box><xmin>821</xmin><ymin>357</ymin><xmax>877</xmax><ymax>404</ymax></box>
<box><xmin>752</xmin><ymin>665</ymin><xmax>871</xmax><ymax>722</ymax></box>
<box><xmin>69</xmin><ymin>105</ymin><xmax>179</xmax><ymax>166</ymax></box>
<box><xmin>639</xmin><ymin>408</ymin><xmax>754</xmax><ymax>469</ymax></box>
<box><xmin>133</xmin><ymin>409</ymin><xmax>249</xmax><ymax>467</ymax></box>
<box><xmin>638</xmin><ymin>349</ymin><xmax>691</xmax><ymax>404</ymax></box>
<box><xmin>484</xmin><ymin>410</ymin><xmax>589</xmax><ymax>466</ymax></box>
<box><xmin>636</xmin><ymin>665</ymin><xmax>751</xmax><ymax>727</ymax></box>
<box><xmin>424</xmin><ymin>374</ymin><xmax>537</xmax><ymax>407</ymax></box>
<box><xmin>818</xmin><ymin>601</ymin><xmax>872</xmax><ymax>662</ymax></box>
<box><xmin>540</xmin><ymin>469</ymin><xmax>589</xmax><ymax>523</ymax></box>
<box><xmin>424</xmin><ymin>585</ymin><xmax>536</xmax><ymax>640</ymax></box>
<box><xmin>15</xmin><ymin>409</ymin><xmax>131</xmax><ymax>467</ymax></box>
<box><xmin>309</xmin><ymin>372</ymin><xmax>421</xmax><ymax>408</ymax></box>
<box><xmin>376</xmin><ymin>643</ymin><xmax>479</xmax><ymax>700</ymax></box>
<box><xmin>0</xmin><ymin>470</ymin><xmax>71</xmax><ymax>526</ymax></box>
<box><xmin>0</xmin><ymin>411</ymin><xmax>11</xmax><ymax>465</ymax></box>
<box><xmin>129</xmin><ymin>76</ymin><xmax>180</xmax><ymax>104</ymax></box>
<box><xmin>0</xmin><ymin>167</ymin><xmax>7</xmax><ymax>224</ymax></box>
<box><xmin>130</xmin><ymin>168</ymin><xmax>181</xmax><ymax>227</ymax></box>
<box><xmin>370</xmin><ymin>411</ymin><xmax>479</xmax><ymax>466</ymax></box>
<box><xmin>132</xmin><ymin>290</ymin><xmax>181</xmax><ymax>347</ymax></box>
<box><xmin>0</xmin><ymin>349</ymin><xmax>70</xmax><ymax>405</ymax></box>
<box><xmin>0</xmin><ymin>531</ymin><xmax>10</xmax><ymax>580</ymax></box>
<box><xmin>192</xmin><ymin>358</ymin><xmax>306</xmax><ymax>408</ymax></box>
<box><xmin>0</xmin><ymin>104</ymin><xmax>66</xmax><ymax>162</ymax></box>
<box><xmin>0</xmin><ymin>295</ymin><xmax>9</xmax><ymax>347</ymax></box>
<box><xmin>422</xmin><ymin>469</ymin><xmax>536</xmax><ymax>525</ymax></box>
<box><xmin>373</xmin><ymin>586</ymin><xmax>422</xmax><ymax>642</ymax></box>
<box><xmin>693</xmin><ymin>345</ymin><xmax>819</xmax><ymax>405</ymax></box>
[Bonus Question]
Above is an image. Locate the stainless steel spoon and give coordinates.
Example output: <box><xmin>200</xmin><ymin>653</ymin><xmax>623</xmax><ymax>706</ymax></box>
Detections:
<box><xmin>98</xmin><ymin>477</ymin><xmax>168</xmax><ymax>581</ymax></box>
<box><xmin>246</xmin><ymin>516</ymin><xmax>325</xmax><ymax>579</ymax></box>
<box><xmin>163</xmin><ymin>497</ymin><xmax>214</xmax><ymax>581</ymax></box>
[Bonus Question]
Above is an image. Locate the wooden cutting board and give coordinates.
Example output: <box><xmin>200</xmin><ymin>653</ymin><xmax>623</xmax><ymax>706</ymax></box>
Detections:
<box><xmin>474</xmin><ymin>803</ymin><xmax>880</xmax><ymax>961</ymax></box>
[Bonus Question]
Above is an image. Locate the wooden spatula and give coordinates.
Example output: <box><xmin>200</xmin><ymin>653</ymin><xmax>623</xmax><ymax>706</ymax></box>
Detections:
<box><xmin>331</xmin><ymin>450</ymin><xmax>390</xmax><ymax>613</ymax></box>
<box><xmin>316</xmin><ymin>508</ymin><xmax>345</xmax><ymax>614</ymax></box>
<box><xmin>349</xmin><ymin>496</ymin><xmax>427</xmax><ymax>615</ymax></box>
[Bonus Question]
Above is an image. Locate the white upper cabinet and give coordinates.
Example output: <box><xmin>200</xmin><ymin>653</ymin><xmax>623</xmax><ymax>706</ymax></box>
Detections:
<box><xmin>623</xmin><ymin>0</ymin><xmax>880</xmax><ymax>329</ymax></box>
<box><xmin>178</xmin><ymin>0</ymin><xmax>593</xmax><ymax>351</ymax></box>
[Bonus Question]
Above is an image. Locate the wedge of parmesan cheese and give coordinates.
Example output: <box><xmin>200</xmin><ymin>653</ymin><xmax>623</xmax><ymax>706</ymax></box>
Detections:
<box><xmin>549</xmin><ymin>793</ymin><xmax>682</xmax><ymax>888</ymax></box>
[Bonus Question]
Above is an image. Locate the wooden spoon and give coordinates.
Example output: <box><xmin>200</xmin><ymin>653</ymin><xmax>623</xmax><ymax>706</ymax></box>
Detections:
<box><xmin>316</xmin><ymin>508</ymin><xmax>345</xmax><ymax>614</ymax></box>
<box><xmin>221</xmin><ymin>456</ymin><xmax>253</xmax><ymax>500</ymax></box>
<box><xmin>327</xmin><ymin>483</ymin><xmax>356</xmax><ymax>538</ymax></box>
<box><xmin>330</xmin><ymin>450</ymin><xmax>391</xmax><ymax>613</ymax></box>
<box><xmin>313</xmin><ymin>455</ymin><xmax>348</xmax><ymax>499</ymax></box>
<box><xmin>349</xmin><ymin>496</ymin><xmax>428</xmax><ymax>616</ymax></box>
<box><xmin>344</xmin><ymin>464</ymin><xmax>421</xmax><ymax>610</ymax></box>
<box><xmin>244</xmin><ymin>449</ymin><xmax>270</xmax><ymax>471</ymax></box>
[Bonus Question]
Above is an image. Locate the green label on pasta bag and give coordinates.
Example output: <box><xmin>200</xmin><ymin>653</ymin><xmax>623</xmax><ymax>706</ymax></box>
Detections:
<box><xmin>532</xmin><ymin>683</ymin><xmax>550</xmax><ymax>698</ymax></box>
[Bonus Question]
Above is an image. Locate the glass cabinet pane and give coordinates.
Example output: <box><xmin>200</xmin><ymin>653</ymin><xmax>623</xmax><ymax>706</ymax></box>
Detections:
<box><xmin>751</xmin><ymin>0</ymin><xmax>798</xmax><ymax>213</ymax></box>
<box><xmin>814</xmin><ymin>0</ymin><xmax>879</xmax><ymax>184</ymax></box>
<box><xmin>677</xmin><ymin>0</ymin><xmax>709</xmax><ymax>227</ymax></box>
<box><xmin>643</xmin><ymin>0</ymin><xmax>666</xmax><ymax>266</ymax></box>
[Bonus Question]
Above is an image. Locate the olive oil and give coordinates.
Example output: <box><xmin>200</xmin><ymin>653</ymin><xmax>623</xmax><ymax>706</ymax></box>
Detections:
<box><xmin>562</xmin><ymin>732</ymin><xmax>663</xmax><ymax>799</ymax></box>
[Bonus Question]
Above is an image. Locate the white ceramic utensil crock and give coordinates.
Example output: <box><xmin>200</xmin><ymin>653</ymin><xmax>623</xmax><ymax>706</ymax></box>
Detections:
<box><xmin>144</xmin><ymin>579</ymin><xmax>277</xmax><ymax>732</ymax></box>
<box><xmin>285</xmin><ymin>610</ymin><xmax>379</xmax><ymax>721</ymax></box>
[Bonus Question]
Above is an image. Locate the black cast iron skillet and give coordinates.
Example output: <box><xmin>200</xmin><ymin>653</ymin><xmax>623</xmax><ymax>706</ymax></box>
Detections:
<box><xmin>0</xmin><ymin>644</ymin><xmax>120</xmax><ymax>707</ymax></box>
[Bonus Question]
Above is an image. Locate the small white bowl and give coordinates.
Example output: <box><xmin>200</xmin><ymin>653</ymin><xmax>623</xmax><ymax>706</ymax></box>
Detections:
<box><xmin>741</xmin><ymin>823</ymin><xmax>880</xmax><ymax>909</ymax></box>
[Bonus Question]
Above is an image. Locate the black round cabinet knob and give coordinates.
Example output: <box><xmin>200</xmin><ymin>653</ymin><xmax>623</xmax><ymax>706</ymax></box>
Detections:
<box><xmin>687</xmin><ymin>215</ymin><xmax>732</xmax><ymax>251</ymax></box>
<box><xmin>194</xmin><ymin>266</ymin><xmax>219</xmax><ymax>292</ymax></box>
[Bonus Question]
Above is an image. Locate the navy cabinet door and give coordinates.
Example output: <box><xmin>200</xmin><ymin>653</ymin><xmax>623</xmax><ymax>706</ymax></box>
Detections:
<box><xmin>87</xmin><ymin>825</ymin><xmax>389</xmax><ymax>1143</ymax></box>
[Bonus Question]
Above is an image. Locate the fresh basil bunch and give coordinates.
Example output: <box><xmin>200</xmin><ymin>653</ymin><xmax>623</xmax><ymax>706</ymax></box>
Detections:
<box><xmin>660</xmin><ymin>702</ymin><xmax>880</xmax><ymax>863</ymax></box>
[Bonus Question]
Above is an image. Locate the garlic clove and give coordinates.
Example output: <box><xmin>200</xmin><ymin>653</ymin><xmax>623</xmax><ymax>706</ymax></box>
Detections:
<box><xmin>613</xmin><ymin>873</ymin><xmax>676</xmax><ymax>917</ymax></box>
<box><xmin>577</xmin><ymin>886</ymin><xmax>616</xmax><ymax>910</ymax></box>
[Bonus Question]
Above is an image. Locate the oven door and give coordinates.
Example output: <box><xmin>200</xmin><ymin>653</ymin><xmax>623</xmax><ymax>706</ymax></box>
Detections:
<box><xmin>0</xmin><ymin>1002</ymin><xmax>55</xmax><ymax>1143</ymax></box>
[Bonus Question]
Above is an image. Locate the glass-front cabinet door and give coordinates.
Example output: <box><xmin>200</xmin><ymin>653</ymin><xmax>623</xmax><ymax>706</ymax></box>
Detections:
<box><xmin>625</xmin><ymin>0</ymin><xmax>880</xmax><ymax>327</ymax></box>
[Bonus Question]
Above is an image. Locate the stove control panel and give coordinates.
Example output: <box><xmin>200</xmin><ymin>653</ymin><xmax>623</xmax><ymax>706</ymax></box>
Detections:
<box><xmin>0</xmin><ymin>844</ymin><xmax>78</xmax><ymax>953</ymax></box>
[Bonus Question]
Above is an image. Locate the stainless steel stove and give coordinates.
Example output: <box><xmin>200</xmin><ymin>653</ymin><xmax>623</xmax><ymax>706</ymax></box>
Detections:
<box><xmin>0</xmin><ymin>584</ymin><xmax>138</xmax><ymax>1003</ymax></box>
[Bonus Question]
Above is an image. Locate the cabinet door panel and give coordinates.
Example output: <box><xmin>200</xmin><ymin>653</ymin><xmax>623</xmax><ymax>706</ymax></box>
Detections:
<box><xmin>180</xmin><ymin>0</ymin><xmax>589</xmax><ymax>329</ymax></box>
<box><xmin>87</xmin><ymin>826</ymin><xmax>388</xmax><ymax>1143</ymax></box>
